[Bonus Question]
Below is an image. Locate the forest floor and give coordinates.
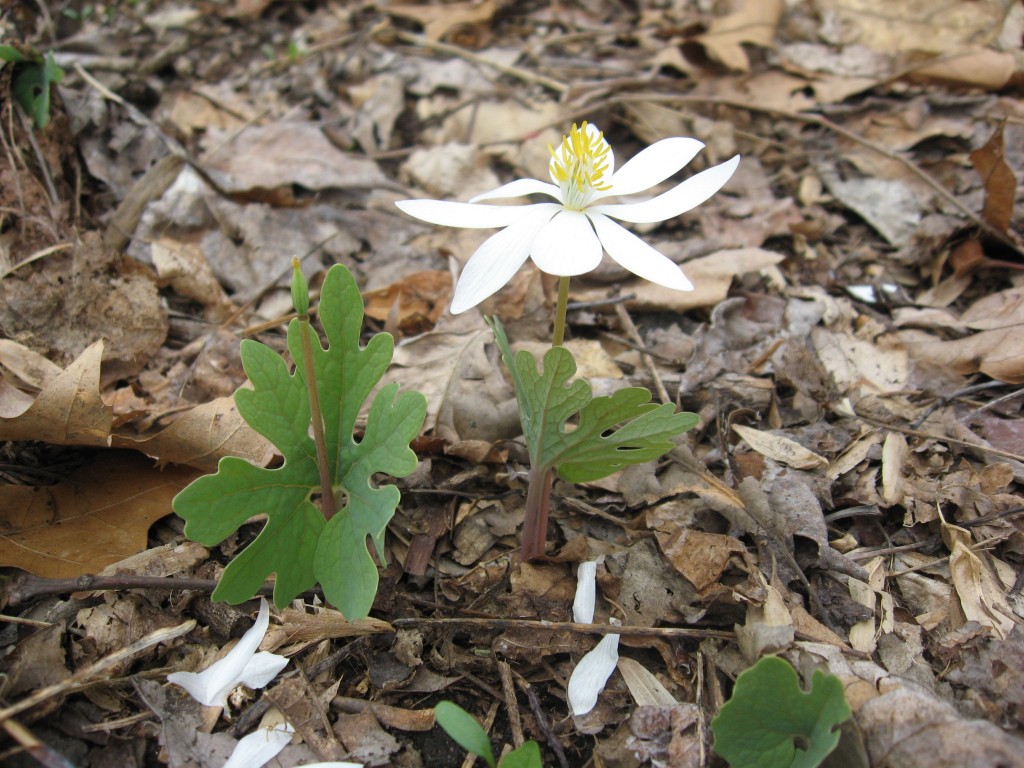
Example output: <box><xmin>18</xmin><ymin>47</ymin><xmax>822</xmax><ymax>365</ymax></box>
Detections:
<box><xmin>1</xmin><ymin>0</ymin><xmax>1023</xmax><ymax>766</ymax></box>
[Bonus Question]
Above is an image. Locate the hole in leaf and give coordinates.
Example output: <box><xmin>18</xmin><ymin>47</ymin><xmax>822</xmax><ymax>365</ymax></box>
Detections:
<box><xmin>793</xmin><ymin>735</ymin><xmax>809</xmax><ymax>752</ymax></box>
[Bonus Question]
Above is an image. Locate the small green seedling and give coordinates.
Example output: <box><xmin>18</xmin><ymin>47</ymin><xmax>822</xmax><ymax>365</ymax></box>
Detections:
<box><xmin>173</xmin><ymin>263</ymin><xmax>426</xmax><ymax>619</ymax></box>
<box><xmin>434</xmin><ymin>702</ymin><xmax>543</xmax><ymax>768</ymax></box>
<box><xmin>711</xmin><ymin>655</ymin><xmax>852</xmax><ymax>768</ymax></box>
<box><xmin>488</xmin><ymin>317</ymin><xmax>698</xmax><ymax>559</ymax></box>
<box><xmin>0</xmin><ymin>46</ymin><xmax>65</xmax><ymax>129</ymax></box>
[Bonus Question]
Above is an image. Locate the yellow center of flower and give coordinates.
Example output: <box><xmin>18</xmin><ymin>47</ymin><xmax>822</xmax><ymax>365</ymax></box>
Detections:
<box><xmin>549</xmin><ymin>122</ymin><xmax>612</xmax><ymax>210</ymax></box>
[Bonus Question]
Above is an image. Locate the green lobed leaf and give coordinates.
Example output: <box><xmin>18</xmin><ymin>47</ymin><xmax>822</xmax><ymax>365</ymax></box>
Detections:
<box><xmin>173</xmin><ymin>264</ymin><xmax>426</xmax><ymax>618</ymax></box>
<box><xmin>487</xmin><ymin>317</ymin><xmax>697</xmax><ymax>483</ymax></box>
<box><xmin>434</xmin><ymin>702</ymin><xmax>496</xmax><ymax>768</ymax></box>
<box><xmin>711</xmin><ymin>656</ymin><xmax>852</xmax><ymax>768</ymax></box>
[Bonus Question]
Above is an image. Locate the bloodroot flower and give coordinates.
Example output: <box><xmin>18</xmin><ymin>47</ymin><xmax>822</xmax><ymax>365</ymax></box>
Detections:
<box><xmin>397</xmin><ymin>122</ymin><xmax>740</xmax><ymax>313</ymax></box>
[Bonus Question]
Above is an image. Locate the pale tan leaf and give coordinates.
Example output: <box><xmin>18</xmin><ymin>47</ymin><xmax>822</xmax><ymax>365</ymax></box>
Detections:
<box><xmin>881</xmin><ymin>431</ymin><xmax>908</xmax><ymax>507</ymax></box>
<box><xmin>732</xmin><ymin>424</ymin><xmax>827</xmax><ymax>469</ymax></box>
<box><xmin>941</xmin><ymin>514</ymin><xmax>1016</xmax><ymax>640</ymax></box>
<box><xmin>695</xmin><ymin>0</ymin><xmax>784</xmax><ymax>72</ymax></box>
<box><xmin>111</xmin><ymin>394</ymin><xmax>273</xmax><ymax>472</ymax></box>
<box><xmin>0</xmin><ymin>341</ymin><xmax>112</xmax><ymax>447</ymax></box>
<box><xmin>617</xmin><ymin>657</ymin><xmax>678</xmax><ymax>707</ymax></box>
<box><xmin>0</xmin><ymin>339</ymin><xmax>62</xmax><ymax>389</ymax></box>
<box><xmin>906</xmin><ymin>326</ymin><xmax>1024</xmax><ymax>384</ymax></box>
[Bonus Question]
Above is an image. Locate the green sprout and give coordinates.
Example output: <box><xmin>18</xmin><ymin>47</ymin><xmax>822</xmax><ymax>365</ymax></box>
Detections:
<box><xmin>434</xmin><ymin>702</ymin><xmax>543</xmax><ymax>768</ymax></box>
<box><xmin>0</xmin><ymin>46</ymin><xmax>66</xmax><ymax>129</ymax></box>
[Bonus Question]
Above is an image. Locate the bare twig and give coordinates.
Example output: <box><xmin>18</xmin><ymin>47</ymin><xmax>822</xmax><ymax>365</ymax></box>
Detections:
<box><xmin>393</xmin><ymin>616</ymin><xmax>735</xmax><ymax>640</ymax></box>
<box><xmin>615</xmin><ymin>302</ymin><xmax>671</xmax><ymax>405</ymax></box>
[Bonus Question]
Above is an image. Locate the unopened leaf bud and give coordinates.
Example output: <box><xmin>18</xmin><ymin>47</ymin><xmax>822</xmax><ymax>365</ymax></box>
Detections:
<box><xmin>291</xmin><ymin>257</ymin><xmax>309</xmax><ymax>316</ymax></box>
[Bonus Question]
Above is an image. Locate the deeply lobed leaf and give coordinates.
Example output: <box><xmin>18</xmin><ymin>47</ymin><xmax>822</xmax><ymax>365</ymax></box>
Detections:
<box><xmin>173</xmin><ymin>265</ymin><xmax>426</xmax><ymax>618</ymax></box>
<box><xmin>488</xmin><ymin>317</ymin><xmax>697</xmax><ymax>483</ymax></box>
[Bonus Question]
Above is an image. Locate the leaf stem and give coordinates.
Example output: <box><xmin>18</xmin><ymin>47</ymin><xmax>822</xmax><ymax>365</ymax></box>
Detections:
<box><xmin>552</xmin><ymin>276</ymin><xmax>570</xmax><ymax>347</ymax></box>
<box><xmin>521</xmin><ymin>463</ymin><xmax>553</xmax><ymax>560</ymax></box>
<box><xmin>292</xmin><ymin>259</ymin><xmax>338</xmax><ymax>522</ymax></box>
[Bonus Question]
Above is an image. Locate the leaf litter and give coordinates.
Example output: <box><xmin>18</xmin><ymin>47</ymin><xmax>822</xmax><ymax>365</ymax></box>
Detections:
<box><xmin>1</xmin><ymin>0</ymin><xmax>1023</xmax><ymax>766</ymax></box>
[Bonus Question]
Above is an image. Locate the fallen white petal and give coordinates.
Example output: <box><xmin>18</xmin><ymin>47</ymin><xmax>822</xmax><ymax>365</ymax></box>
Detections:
<box><xmin>395</xmin><ymin>199</ymin><xmax>533</xmax><ymax>229</ymax></box>
<box><xmin>568</xmin><ymin>632</ymin><xmax>620</xmax><ymax>716</ymax></box>
<box><xmin>167</xmin><ymin>598</ymin><xmax>287</xmax><ymax>710</ymax></box>
<box><xmin>223</xmin><ymin>720</ymin><xmax>294</xmax><ymax>768</ymax></box>
<box><xmin>597</xmin><ymin>137</ymin><xmax>704</xmax><ymax>200</ymax></box>
<box><xmin>573</xmin><ymin>561</ymin><xmax>598</xmax><ymax>624</ymax></box>
<box><xmin>530</xmin><ymin>210</ymin><xmax>602</xmax><ymax>276</ymax></box>
<box><xmin>589</xmin><ymin>213</ymin><xmax>693</xmax><ymax>290</ymax></box>
<box><xmin>591</xmin><ymin>155</ymin><xmax>740</xmax><ymax>224</ymax></box>
<box><xmin>450</xmin><ymin>204</ymin><xmax>559</xmax><ymax>313</ymax></box>
<box><xmin>470</xmin><ymin>178</ymin><xmax>560</xmax><ymax>203</ymax></box>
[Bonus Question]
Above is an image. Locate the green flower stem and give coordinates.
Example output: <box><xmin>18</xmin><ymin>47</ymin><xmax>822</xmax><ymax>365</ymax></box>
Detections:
<box><xmin>293</xmin><ymin>260</ymin><xmax>337</xmax><ymax>522</ymax></box>
<box><xmin>522</xmin><ymin>463</ymin><xmax>554</xmax><ymax>561</ymax></box>
<box><xmin>553</xmin><ymin>276</ymin><xmax>570</xmax><ymax>347</ymax></box>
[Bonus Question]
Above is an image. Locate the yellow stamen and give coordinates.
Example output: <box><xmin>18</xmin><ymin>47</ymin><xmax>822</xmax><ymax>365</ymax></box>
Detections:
<box><xmin>548</xmin><ymin>122</ymin><xmax>612</xmax><ymax>209</ymax></box>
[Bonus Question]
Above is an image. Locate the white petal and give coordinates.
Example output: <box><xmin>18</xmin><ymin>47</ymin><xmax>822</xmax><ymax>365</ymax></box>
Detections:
<box><xmin>223</xmin><ymin>721</ymin><xmax>294</xmax><ymax>768</ymax></box>
<box><xmin>568</xmin><ymin>633</ymin><xmax>620</xmax><ymax>716</ymax></box>
<box><xmin>589</xmin><ymin>214</ymin><xmax>693</xmax><ymax>290</ymax></box>
<box><xmin>595</xmin><ymin>137</ymin><xmax>704</xmax><ymax>201</ymax></box>
<box><xmin>450</xmin><ymin>204</ymin><xmax>560</xmax><ymax>313</ymax></box>
<box><xmin>529</xmin><ymin>210</ymin><xmax>602</xmax><ymax>276</ymax></box>
<box><xmin>396</xmin><ymin>199</ymin><xmax>535</xmax><ymax>229</ymax></box>
<box><xmin>167</xmin><ymin>598</ymin><xmax>283</xmax><ymax>709</ymax></box>
<box><xmin>237</xmin><ymin>651</ymin><xmax>290</xmax><ymax>691</ymax></box>
<box><xmin>469</xmin><ymin>178</ymin><xmax>560</xmax><ymax>203</ymax></box>
<box><xmin>574</xmin><ymin>561</ymin><xmax>598</xmax><ymax>624</ymax></box>
<box><xmin>589</xmin><ymin>154</ymin><xmax>740</xmax><ymax>224</ymax></box>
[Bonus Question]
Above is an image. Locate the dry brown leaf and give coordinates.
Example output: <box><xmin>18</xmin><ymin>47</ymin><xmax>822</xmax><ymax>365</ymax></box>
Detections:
<box><xmin>824</xmin><ymin>0</ymin><xmax>1016</xmax><ymax>54</ymax></box>
<box><xmin>617</xmin><ymin>657</ymin><xmax>678</xmax><ymax>707</ymax></box>
<box><xmin>940</xmin><ymin>513</ymin><xmax>1016</xmax><ymax>640</ymax></box>
<box><xmin>961</xmin><ymin>285</ymin><xmax>1024</xmax><ymax>330</ymax></box>
<box><xmin>0</xmin><ymin>339</ymin><xmax>62</xmax><ymax>389</ymax></box>
<box><xmin>880</xmin><ymin>431</ymin><xmax>908</xmax><ymax>507</ymax></box>
<box><xmin>732</xmin><ymin>424</ymin><xmax>828</xmax><ymax>470</ymax></box>
<box><xmin>264</xmin><ymin>608</ymin><xmax>393</xmax><ymax>647</ymax></box>
<box><xmin>0</xmin><ymin>452</ymin><xmax>198</xmax><ymax>578</ymax></box>
<box><xmin>915</xmin><ymin>48</ymin><xmax>1016</xmax><ymax>90</ymax></box>
<box><xmin>386</xmin><ymin>0</ymin><xmax>496</xmax><ymax>43</ymax></box>
<box><xmin>970</xmin><ymin>123</ymin><xmax>1017</xmax><ymax>234</ymax></box>
<box><xmin>111</xmin><ymin>394</ymin><xmax>273</xmax><ymax>471</ymax></box>
<box><xmin>0</xmin><ymin>341</ymin><xmax>112</xmax><ymax>447</ymax></box>
<box><xmin>736</xmin><ymin>583</ymin><xmax>794</xmax><ymax>663</ymax></box>
<box><xmin>813</xmin><ymin>328</ymin><xmax>911</xmax><ymax>395</ymax></box>
<box><xmin>574</xmin><ymin>248</ymin><xmax>784</xmax><ymax>312</ymax></box>
<box><xmin>654</xmin><ymin>528</ymin><xmax>746</xmax><ymax>593</ymax></box>
<box><xmin>152</xmin><ymin>237</ymin><xmax>236</xmax><ymax>322</ymax></box>
<box><xmin>362</xmin><ymin>270</ymin><xmax>452</xmax><ymax>336</ymax></box>
<box><xmin>904</xmin><ymin>326</ymin><xmax>1024</xmax><ymax>384</ymax></box>
<box><xmin>199</xmin><ymin>123</ymin><xmax>396</xmax><ymax>196</ymax></box>
<box><xmin>695</xmin><ymin>0</ymin><xmax>784</xmax><ymax>72</ymax></box>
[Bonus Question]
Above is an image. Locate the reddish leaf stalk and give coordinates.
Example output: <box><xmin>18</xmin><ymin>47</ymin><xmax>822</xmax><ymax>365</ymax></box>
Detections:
<box><xmin>521</xmin><ymin>464</ymin><xmax>553</xmax><ymax>560</ymax></box>
<box><xmin>297</xmin><ymin>311</ymin><xmax>338</xmax><ymax>522</ymax></box>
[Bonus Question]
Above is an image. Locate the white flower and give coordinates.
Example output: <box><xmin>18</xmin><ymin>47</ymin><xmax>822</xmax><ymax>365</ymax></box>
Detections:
<box><xmin>567</xmin><ymin>561</ymin><xmax>621</xmax><ymax>717</ymax></box>
<box><xmin>397</xmin><ymin>122</ymin><xmax>740</xmax><ymax>313</ymax></box>
<box><xmin>167</xmin><ymin>597</ymin><xmax>289</xmax><ymax>711</ymax></box>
